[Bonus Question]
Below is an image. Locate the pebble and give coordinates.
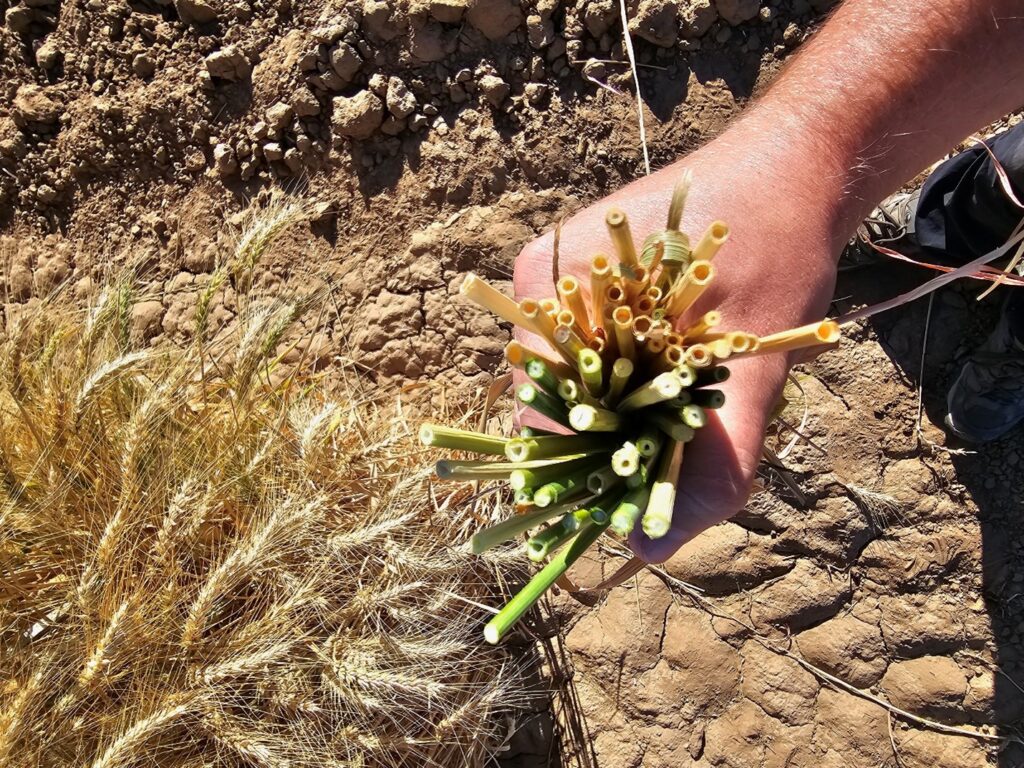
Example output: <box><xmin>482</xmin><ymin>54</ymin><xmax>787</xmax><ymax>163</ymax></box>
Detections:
<box><xmin>266</xmin><ymin>102</ymin><xmax>294</xmax><ymax>134</ymax></box>
<box><xmin>477</xmin><ymin>74</ymin><xmax>510</xmax><ymax>107</ymax></box>
<box><xmin>205</xmin><ymin>45</ymin><xmax>251</xmax><ymax>81</ymax></box>
<box><xmin>386</xmin><ymin>77</ymin><xmax>417</xmax><ymax>118</ymax></box>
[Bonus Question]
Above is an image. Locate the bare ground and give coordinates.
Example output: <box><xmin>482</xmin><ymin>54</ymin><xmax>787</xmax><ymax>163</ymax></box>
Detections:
<box><xmin>2</xmin><ymin>0</ymin><xmax>1023</xmax><ymax>765</ymax></box>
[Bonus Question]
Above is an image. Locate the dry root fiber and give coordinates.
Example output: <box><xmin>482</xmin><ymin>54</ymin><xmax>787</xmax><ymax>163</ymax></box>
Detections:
<box><xmin>0</xmin><ymin>199</ymin><xmax>525</xmax><ymax>768</ymax></box>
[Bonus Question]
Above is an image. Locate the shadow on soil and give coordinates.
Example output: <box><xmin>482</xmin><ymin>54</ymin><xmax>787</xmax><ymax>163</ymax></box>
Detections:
<box><xmin>837</xmin><ymin>264</ymin><xmax>1024</xmax><ymax>765</ymax></box>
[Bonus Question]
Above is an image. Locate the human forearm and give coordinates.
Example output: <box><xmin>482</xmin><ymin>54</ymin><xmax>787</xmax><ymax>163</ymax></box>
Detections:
<box><xmin>729</xmin><ymin>0</ymin><xmax>1024</xmax><ymax>247</ymax></box>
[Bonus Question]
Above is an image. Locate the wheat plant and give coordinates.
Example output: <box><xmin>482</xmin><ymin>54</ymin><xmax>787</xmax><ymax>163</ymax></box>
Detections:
<box><xmin>0</xmin><ymin>198</ymin><xmax>526</xmax><ymax>767</ymax></box>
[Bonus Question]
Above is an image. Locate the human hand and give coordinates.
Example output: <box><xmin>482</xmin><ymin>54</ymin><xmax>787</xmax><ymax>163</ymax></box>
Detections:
<box><xmin>513</xmin><ymin>127</ymin><xmax>845</xmax><ymax>563</ymax></box>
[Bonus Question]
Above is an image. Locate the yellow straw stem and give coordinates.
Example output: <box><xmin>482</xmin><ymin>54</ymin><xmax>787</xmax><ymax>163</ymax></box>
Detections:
<box><xmin>461</xmin><ymin>274</ymin><xmax>532</xmax><ymax>331</ymax></box>
<box><xmin>739</xmin><ymin>320</ymin><xmax>840</xmax><ymax>358</ymax></box>
<box><xmin>727</xmin><ymin>332</ymin><xmax>752</xmax><ymax>354</ymax></box>
<box><xmin>504</xmin><ymin>340</ymin><xmax>576</xmax><ymax>380</ymax></box>
<box><xmin>632</xmin><ymin>314</ymin><xmax>653</xmax><ymax>340</ymax></box>
<box><xmin>683</xmin><ymin>310</ymin><xmax>722</xmax><ymax>340</ymax></box>
<box><xmin>653</xmin><ymin>344</ymin><xmax>684</xmax><ymax>372</ymax></box>
<box><xmin>605</xmin><ymin>284</ymin><xmax>625</xmax><ymax>307</ymax></box>
<box><xmin>519</xmin><ymin>298</ymin><xmax>556</xmax><ymax>342</ymax></box>
<box><xmin>634</xmin><ymin>296</ymin><xmax>656</xmax><ymax>317</ymax></box>
<box><xmin>684</xmin><ymin>343</ymin><xmax>713</xmax><ymax>369</ymax></box>
<box><xmin>612</xmin><ymin>306</ymin><xmax>635</xmax><ymax>359</ymax></box>
<box><xmin>558</xmin><ymin>276</ymin><xmax>591</xmax><ymax>334</ymax></box>
<box><xmin>710</xmin><ymin>338</ymin><xmax>732</xmax><ymax>361</ymax></box>
<box><xmin>590</xmin><ymin>254</ymin><xmax>612</xmax><ymax>330</ymax></box>
<box><xmin>605</xmin><ymin>208</ymin><xmax>639</xmax><ymax>269</ymax></box>
<box><xmin>664</xmin><ymin>260</ymin><xmax>715</xmax><ymax>317</ymax></box>
<box><xmin>641</xmin><ymin>440</ymin><xmax>684</xmax><ymax>539</ymax></box>
<box><xmin>540</xmin><ymin>298</ymin><xmax>559</xmax><ymax>318</ymax></box>
<box><xmin>623</xmin><ymin>266</ymin><xmax>650</xmax><ymax>301</ymax></box>
<box><xmin>692</xmin><ymin>221</ymin><xmax>730</xmax><ymax>262</ymax></box>
<box><xmin>554</xmin><ymin>324</ymin><xmax>586</xmax><ymax>360</ymax></box>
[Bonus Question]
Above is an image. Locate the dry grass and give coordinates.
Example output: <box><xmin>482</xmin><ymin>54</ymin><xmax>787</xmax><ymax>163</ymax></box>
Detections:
<box><xmin>0</xmin><ymin>196</ymin><xmax>527</xmax><ymax>768</ymax></box>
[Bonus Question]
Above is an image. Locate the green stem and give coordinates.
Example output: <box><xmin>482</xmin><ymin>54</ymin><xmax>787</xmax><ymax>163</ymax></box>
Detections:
<box><xmin>557</xmin><ymin>378</ymin><xmax>600</xmax><ymax>407</ymax></box>
<box><xmin>695</xmin><ymin>365</ymin><xmax>730</xmax><ymax>386</ymax></box>
<box><xmin>470</xmin><ymin>497</ymin><xmax>589</xmax><ymax>554</ymax></box>
<box><xmin>419</xmin><ymin>424</ymin><xmax>510</xmax><ymax>456</ymax></box>
<box><xmin>635</xmin><ymin>429</ymin><xmax>662</xmax><ymax>458</ymax></box>
<box><xmin>517</xmin><ymin>383</ymin><xmax>573</xmax><ymax>428</ymax></box>
<box><xmin>484</xmin><ymin>520</ymin><xmax>609</xmax><ymax>644</ymax></box>
<box><xmin>610</xmin><ymin>484</ymin><xmax>652</xmax><ymax>535</ymax></box>
<box><xmin>679</xmin><ymin>404</ymin><xmax>707</xmax><ymax>429</ymax></box>
<box><xmin>603</xmin><ymin>357</ymin><xmax>634</xmax><ymax>407</ymax></box>
<box><xmin>641</xmin><ymin>439</ymin><xmax>684</xmax><ymax>539</ymax></box>
<box><xmin>510</xmin><ymin>454</ymin><xmax>603</xmax><ymax>491</ymax></box>
<box><xmin>692</xmin><ymin>388</ymin><xmax>726</xmax><ymax>409</ymax></box>
<box><xmin>647</xmin><ymin>410</ymin><xmax>695</xmax><ymax>444</ymax></box>
<box><xmin>534</xmin><ymin>464</ymin><xmax>595</xmax><ymax>507</ymax></box>
<box><xmin>618</xmin><ymin>371</ymin><xmax>683</xmax><ymax>412</ymax></box>
<box><xmin>437</xmin><ymin>456</ymin><xmax>580</xmax><ymax>481</ymax></box>
<box><xmin>525</xmin><ymin>358</ymin><xmax>561</xmax><ymax>395</ymax></box>
<box><xmin>505</xmin><ymin>433</ymin><xmax>612</xmax><ymax>462</ymax></box>
<box><xmin>611</xmin><ymin>441</ymin><xmax>640</xmax><ymax>477</ymax></box>
<box><xmin>577</xmin><ymin>348</ymin><xmax>604</xmax><ymax>397</ymax></box>
<box><xmin>526</xmin><ymin>512</ymin><xmax>586</xmax><ymax>561</ymax></box>
<box><xmin>587</xmin><ymin>465</ymin><xmax>619</xmax><ymax>494</ymax></box>
<box><xmin>568</xmin><ymin>404</ymin><xmax>623</xmax><ymax>432</ymax></box>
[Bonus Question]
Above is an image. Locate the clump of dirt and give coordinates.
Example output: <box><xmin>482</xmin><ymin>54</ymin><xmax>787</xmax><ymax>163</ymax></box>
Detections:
<box><xmin>4</xmin><ymin>0</ymin><xmax>1023</xmax><ymax>766</ymax></box>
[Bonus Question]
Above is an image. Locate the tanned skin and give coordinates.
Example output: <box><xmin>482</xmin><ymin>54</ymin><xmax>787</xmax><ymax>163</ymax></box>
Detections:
<box><xmin>514</xmin><ymin>0</ymin><xmax>1024</xmax><ymax>562</ymax></box>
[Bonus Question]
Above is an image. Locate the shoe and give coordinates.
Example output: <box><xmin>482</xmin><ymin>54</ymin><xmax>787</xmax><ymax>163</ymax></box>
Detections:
<box><xmin>945</xmin><ymin>309</ymin><xmax>1024</xmax><ymax>443</ymax></box>
<box><xmin>839</xmin><ymin>189</ymin><xmax>922</xmax><ymax>271</ymax></box>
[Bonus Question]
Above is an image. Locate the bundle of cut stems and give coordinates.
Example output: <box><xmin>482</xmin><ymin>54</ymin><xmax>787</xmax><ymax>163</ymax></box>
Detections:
<box><xmin>427</xmin><ymin>173</ymin><xmax>841</xmax><ymax>644</ymax></box>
